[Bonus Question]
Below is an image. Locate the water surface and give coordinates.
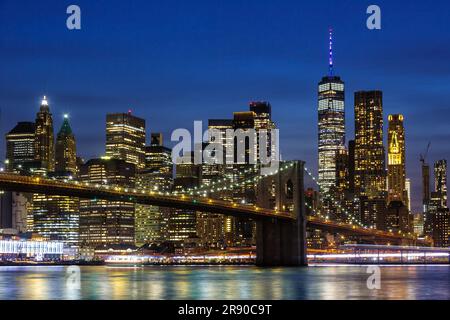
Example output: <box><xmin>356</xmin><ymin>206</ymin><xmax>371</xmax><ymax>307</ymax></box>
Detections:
<box><xmin>0</xmin><ymin>265</ymin><xmax>448</xmax><ymax>300</ymax></box>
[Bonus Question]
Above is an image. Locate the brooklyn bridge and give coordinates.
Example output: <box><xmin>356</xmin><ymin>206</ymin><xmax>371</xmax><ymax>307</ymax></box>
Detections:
<box><xmin>0</xmin><ymin>160</ymin><xmax>426</xmax><ymax>266</ymax></box>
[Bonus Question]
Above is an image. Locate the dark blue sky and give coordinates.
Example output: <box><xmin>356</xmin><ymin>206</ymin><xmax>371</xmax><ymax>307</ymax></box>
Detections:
<box><xmin>1</xmin><ymin>0</ymin><xmax>450</xmax><ymax>212</ymax></box>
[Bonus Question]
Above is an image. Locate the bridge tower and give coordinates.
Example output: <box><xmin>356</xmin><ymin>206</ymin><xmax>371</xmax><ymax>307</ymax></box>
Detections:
<box><xmin>256</xmin><ymin>161</ymin><xmax>307</xmax><ymax>266</ymax></box>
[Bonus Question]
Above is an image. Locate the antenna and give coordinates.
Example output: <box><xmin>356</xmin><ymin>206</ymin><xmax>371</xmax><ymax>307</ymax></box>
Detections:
<box><xmin>329</xmin><ymin>28</ymin><xmax>333</xmax><ymax>76</ymax></box>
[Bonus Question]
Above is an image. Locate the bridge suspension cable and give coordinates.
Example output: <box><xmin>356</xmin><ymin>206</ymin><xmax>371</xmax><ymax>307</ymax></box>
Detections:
<box><xmin>303</xmin><ymin>166</ymin><xmax>365</xmax><ymax>228</ymax></box>
<box><xmin>173</xmin><ymin>162</ymin><xmax>296</xmax><ymax>196</ymax></box>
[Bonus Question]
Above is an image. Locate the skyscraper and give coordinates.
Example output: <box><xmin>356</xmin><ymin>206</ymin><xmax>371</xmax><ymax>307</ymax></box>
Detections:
<box><xmin>424</xmin><ymin>160</ymin><xmax>448</xmax><ymax>242</ymax></box>
<box><xmin>231</xmin><ymin>104</ymin><xmax>277</xmax><ymax>246</ymax></box>
<box><xmin>387</xmin><ymin>114</ymin><xmax>407</xmax><ymax>204</ymax></box>
<box><xmin>249</xmin><ymin>101</ymin><xmax>276</xmax><ymax>165</ymax></box>
<box><xmin>431</xmin><ymin>208</ymin><xmax>450</xmax><ymax>247</ymax></box>
<box><xmin>106</xmin><ymin>112</ymin><xmax>146</xmax><ymax>169</ymax></box>
<box><xmin>32</xmin><ymin>114</ymin><xmax>80</xmax><ymax>247</ymax></box>
<box><xmin>5</xmin><ymin>122</ymin><xmax>35</xmax><ymax>172</ymax></box>
<box><xmin>79</xmin><ymin>158</ymin><xmax>136</xmax><ymax>247</ymax></box>
<box><xmin>4</xmin><ymin>122</ymin><xmax>36</xmax><ymax>234</ymax></box>
<box><xmin>31</xmin><ymin>191</ymin><xmax>79</xmax><ymax>246</ymax></box>
<box><xmin>170</xmin><ymin>152</ymin><xmax>200</xmax><ymax>244</ymax></box>
<box><xmin>135</xmin><ymin>135</ymin><xmax>173</xmax><ymax>246</ymax></box>
<box><xmin>55</xmin><ymin>115</ymin><xmax>77</xmax><ymax>175</ymax></box>
<box><xmin>354</xmin><ymin>91</ymin><xmax>386</xmax><ymax>199</ymax></box>
<box><xmin>31</xmin><ymin>97</ymin><xmax>79</xmax><ymax>245</ymax></box>
<box><xmin>206</xmin><ymin>119</ymin><xmax>234</xmax><ymax>245</ymax></box>
<box><xmin>318</xmin><ymin>29</ymin><xmax>345</xmax><ymax>196</ymax></box>
<box><xmin>422</xmin><ymin>163</ymin><xmax>431</xmax><ymax>213</ymax></box>
<box><xmin>405</xmin><ymin>178</ymin><xmax>412</xmax><ymax>212</ymax></box>
<box><xmin>354</xmin><ymin>91</ymin><xmax>386</xmax><ymax>228</ymax></box>
<box><xmin>348</xmin><ymin>140</ymin><xmax>356</xmax><ymax>193</ymax></box>
<box><xmin>198</xmin><ymin>141</ymin><xmax>226</xmax><ymax>248</ymax></box>
<box><xmin>34</xmin><ymin>96</ymin><xmax>55</xmax><ymax>172</ymax></box>
<box><xmin>434</xmin><ymin>160</ymin><xmax>448</xmax><ymax>208</ymax></box>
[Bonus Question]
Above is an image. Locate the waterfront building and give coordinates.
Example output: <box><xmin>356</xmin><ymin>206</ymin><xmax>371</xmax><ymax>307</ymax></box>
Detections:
<box><xmin>169</xmin><ymin>152</ymin><xmax>200</xmax><ymax>244</ymax></box>
<box><xmin>206</xmin><ymin>119</ymin><xmax>234</xmax><ymax>245</ymax></box>
<box><xmin>413</xmin><ymin>212</ymin><xmax>424</xmax><ymax>237</ymax></box>
<box><xmin>79</xmin><ymin>157</ymin><xmax>136</xmax><ymax>248</ymax></box>
<box><xmin>198</xmin><ymin>143</ymin><xmax>225</xmax><ymax>248</ymax></box>
<box><xmin>431</xmin><ymin>208</ymin><xmax>450</xmax><ymax>247</ymax></box>
<box><xmin>378</xmin><ymin>200</ymin><xmax>411</xmax><ymax>234</ymax></box>
<box><xmin>106</xmin><ymin>112</ymin><xmax>146</xmax><ymax>169</ymax></box>
<box><xmin>31</xmin><ymin>186</ymin><xmax>79</xmax><ymax>246</ymax></box>
<box><xmin>0</xmin><ymin>239</ymin><xmax>64</xmax><ymax>261</ymax></box>
<box><xmin>4</xmin><ymin>122</ymin><xmax>35</xmax><ymax>233</ymax></box>
<box><xmin>360</xmin><ymin>197</ymin><xmax>387</xmax><ymax>230</ymax></box>
<box><xmin>135</xmin><ymin>135</ymin><xmax>173</xmax><ymax>246</ymax></box>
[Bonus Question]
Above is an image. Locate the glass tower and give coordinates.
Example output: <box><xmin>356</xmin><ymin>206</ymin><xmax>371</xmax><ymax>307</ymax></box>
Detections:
<box><xmin>318</xmin><ymin>29</ymin><xmax>345</xmax><ymax>196</ymax></box>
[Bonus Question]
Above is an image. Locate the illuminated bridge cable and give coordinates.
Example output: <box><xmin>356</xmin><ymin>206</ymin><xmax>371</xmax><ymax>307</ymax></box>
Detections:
<box><xmin>174</xmin><ymin>162</ymin><xmax>296</xmax><ymax>196</ymax></box>
<box><xmin>303</xmin><ymin>166</ymin><xmax>365</xmax><ymax>228</ymax></box>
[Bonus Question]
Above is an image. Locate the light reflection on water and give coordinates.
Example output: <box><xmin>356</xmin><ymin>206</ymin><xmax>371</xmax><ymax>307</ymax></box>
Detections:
<box><xmin>0</xmin><ymin>265</ymin><xmax>449</xmax><ymax>300</ymax></box>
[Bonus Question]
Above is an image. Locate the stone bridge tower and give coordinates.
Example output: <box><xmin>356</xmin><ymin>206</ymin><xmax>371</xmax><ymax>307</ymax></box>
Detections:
<box><xmin>256</xmin><ymin>160</ymin><xmax>307</xmax><ymax>266</ymax></box>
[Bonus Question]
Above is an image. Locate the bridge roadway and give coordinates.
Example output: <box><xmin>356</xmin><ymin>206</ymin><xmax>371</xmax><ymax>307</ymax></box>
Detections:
<box><xmin>0</xmin><ymin>173</ymin><xmax>423</xmax><ymax>244</ymax></box>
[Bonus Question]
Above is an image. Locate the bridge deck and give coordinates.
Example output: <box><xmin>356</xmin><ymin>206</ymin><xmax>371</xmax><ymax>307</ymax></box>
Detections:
<box><xmin>0</xmin><ymin>173</ymin><xmax>425</xmax><ymax>244</ymax></box>
<box><xmin>0</xmin><ymin>173</ymin><xmax>293</xmax><ymax>220</ymax></box>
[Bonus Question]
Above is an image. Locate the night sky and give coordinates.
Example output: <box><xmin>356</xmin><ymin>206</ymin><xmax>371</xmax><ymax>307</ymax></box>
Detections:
<box><xmin>1</xmin><ymin>0</ymin><xmax>450</xmax><ymax>213</ymax></box>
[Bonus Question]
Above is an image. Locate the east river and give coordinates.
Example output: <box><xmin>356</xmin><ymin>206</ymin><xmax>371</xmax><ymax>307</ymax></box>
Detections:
<box><xmin>0</xmin><ymin>265</ymin><xmax>449</xmax><ymax>300</ymax></box>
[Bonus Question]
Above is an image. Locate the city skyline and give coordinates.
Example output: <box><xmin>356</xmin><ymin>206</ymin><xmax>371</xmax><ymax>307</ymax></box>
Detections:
<box><xmin>1</xmin><ymin>2</ymin><xmax>450</xmax><ymax>305</ymax></box>
<box><xmin>1</xmin><ymin>1</ymin><xmax>450</xmax><ymax>215</ymax></box>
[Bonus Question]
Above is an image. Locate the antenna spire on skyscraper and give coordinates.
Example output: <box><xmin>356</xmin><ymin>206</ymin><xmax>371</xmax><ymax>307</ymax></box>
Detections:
<box><xmin>329</xmin><ymin>28</ymin><xmax>333</xmax><ymax>76</ymax></box>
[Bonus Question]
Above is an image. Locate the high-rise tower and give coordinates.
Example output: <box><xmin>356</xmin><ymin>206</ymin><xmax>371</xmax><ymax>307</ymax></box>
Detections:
<box><xmin>318</xmin><ymin>29</ymin><xmax>345</xmax><ymax>196</ymax></box>
<box><xmin>33</xmin><ymin>113</ymin><xmax>79</xmax><ymax>247</ymax></box>
<box><xmin>434</xmin><ymin>160</ymin><xmax>448</xmax><ymax>208</ymax></box>
<box><xmin>387</xmin><ymin>114</ymin><xmax>407</xmax><ymax>204</ymax></box>
<box><xmin>106</xmin><ymin>112</ymin><xmax>146</xmax><ymax>169</ymax></box>
<box><xmin>34</xmin><ymin>96</ymin><xmax>55</xmax><ymax>172</ymax></box>
<box><xmin>135</xmin><ymin>135</ymin><xmax>173</xmax><ymax>246</ymax></box>
<box><xmin>354</xmin><ymin>91</ymin><xmax>386</xmax><ymax>199</ymax></box>
<box><xmin>6</xmin><ymin>122</ymin><xmax>36</xmax><ymax>172</ymax></box>
<box><xmin>354</xmin><ymin>91</ymin><xmax>386</xmax><ymax>229</ymax></box>
<box><xmin>79</xmin><ymin>158</ymin><xmax>136</xmax><ymax>247</ymax></box>
<box><xmin>55</xmin><ymin>115</ymin><xmax>77</xmax><ymax>175</ymax></box>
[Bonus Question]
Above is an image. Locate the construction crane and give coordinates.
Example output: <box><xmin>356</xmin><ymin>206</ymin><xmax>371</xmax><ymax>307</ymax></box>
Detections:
<box><xmin>420</xmin><ymin>142</ymin><xmax>431</xmax><ymax>165</ymax></box>
<box><xmin>420</xmin><ymin>142</ymin><xmax>431</xmax><ymax>215</ymax></box>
